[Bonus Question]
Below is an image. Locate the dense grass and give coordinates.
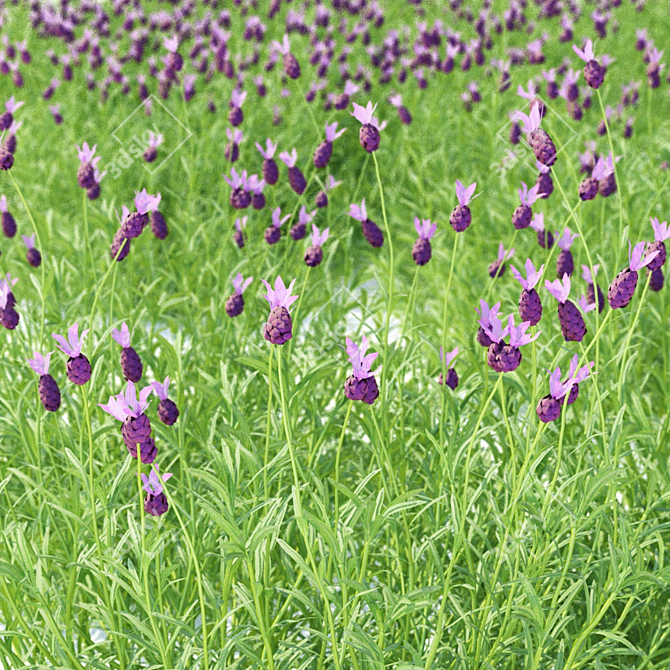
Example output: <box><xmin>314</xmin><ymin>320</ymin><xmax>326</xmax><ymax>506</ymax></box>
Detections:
<box><xmin>1</xmin><ymin>1</ymin><xmax>670</xmax><ymax>668</ymax></box>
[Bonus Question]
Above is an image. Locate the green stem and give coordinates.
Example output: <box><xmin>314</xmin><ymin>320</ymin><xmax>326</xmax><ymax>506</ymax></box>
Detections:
<box><xmin>264</xmin><ymin>345</ymin><xmax>274</xmax><ymax>500</ymax></box>
<box><xmin>83</xmin><ymin>189</ymin><xmax>97</xmax><ymax>282</ymax></box>
<box><xmin>334</xmin><ymin>401</ymin><xmax>353</xmax><ymax>528</ymax></box>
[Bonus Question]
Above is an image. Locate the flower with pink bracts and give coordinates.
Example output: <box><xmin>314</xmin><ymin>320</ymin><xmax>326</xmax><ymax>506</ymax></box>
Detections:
<box><xmin>481</xmin><ymin>313</ymin><xmax>537</xmax><ymax>373</ymax></box>
<box><xmin>562</xmin><ymin>355</ymin><xmax>594</xmax><ymax>406</ymax></box>
<box><xmin>530</xmin><ymin>212</ymin><xmax>556</xmax><ymax>249</ymax></box>
<box><xmin>28</xmin><ymin>350</ymin><xmax>61</xmax><ymax>412</ymax></box>
<box><xmin>224</xmin><ymin>167</ymin><xmax>251</xmax><ymax>210</ymax></box>
<box><xmin>120</xmin><ymin>189</ymin><xmax>161</xmax><ymax>239</ymax></box>
<box><xmin>290</xmin><ymin>205</ymin><xmax>315</xmax><ymax>242</ymax></box>
<box><xmin>535</xmin><ymin>159</ymin><xmax>553</xmax><ymax>199</ymax></box>
<box><xmin>314</xmin><ymin>121</ymin><xmax>347</xmax><ymax>168</ymax></box>
<box><xmin>546</xmin><ymin>274</ymin><xmax>587</xmax><ymax>342</ymax></box>
<box><xmin>512</xmin><ymin>182</ymin><xmax>543</xmax><ymax>230</ymax></box>
<box><xmin>344</xmin><ymin>335</ymin><xmax>380</xmax><ymax>404</ymax></box>
<box><xmin>412</xmin><ymin>218</ymin><xmax>437</xmax><ymax>266</ymax></box>
<box><xmin>389</xmin><ymin>92</ymin><xmax>412</xmax><ymax>124</ymax></box>
<box><xmin>608</xmin><ymin>240</ymin><xmax>659</xmax><ymax>309</ymax></box>
<box><xmin>450</xmin><ymin>180</ymin><xmax>476</xmax><ymax>232</ymax></box>
<box><xmin>53</xmin><ymin>323</ymin><xmax>92</xmax><ymax>385</ymax></box>
<box><xmin>645</xmin><ymin>217</ymin><xmax>670</xmax><ymax>271</ymax></box>
<box><xmin>578</xmin><ymin>295</ymin><xmax>596</xmax><ymax>313</ymax></box>
<box><xmin>135</xmin><ymin>189</ymin><xmax>161</xmax><ymax>215</ymax></box>
<box><xmin>581</xmin><ymin>263</ymin><xmax>605</xmax><ymax>312</ymax></box>
<box><xmin>514</xmin><ymin>105</ymin><xmax>556</xmax><ymax>166</ymax></box>
<box><xmin>143</xmin><ymin>132</ymin><xmax>163</xmax><ymax>162</ymax></box>
<box><xmin>279</xmin><ymin>148</ymin><xmax>306</xmax><ymax>195</ymax></box>
<box><xmin>592</xmin><ymin>152</ymin><xmax>620</xmax><ymax>198</ymax></box>
<box><xmin>316</xmin><ymin>175</ymin><xmax>342</xmax><ymax>208</ymax></box>
<box><xmin>475</xmin><ymin>299</ymin><xmax>502</xmax><ymax>347</ymax></box>
<box><xmin>351</xmin><ymin>101</ymin><xmax>384</xmax><ymax>152</ymax></box>
<box><xmin>489</xmin><ymin>242</ymin><xmax>514</xmax><ymax>278</ymax></box>
<box><xmin>335</xmin><ymin>81</ymin><xmax>359</xmax><ymax>110</ymax></box>
<box><xmin>151</xmin><ymin>377</ymin><xmax>180</xmax><ymax>426</ymax></box>
<box><xmin>0</xmin><ymin>282</ymin><xmax>18</xmax><ymax>330</ymax></box>
<box><xmin>112</xmin><ymin>322</ymin><xmax>143</xmax><ymax>383</ymax></box>
<box><xmin>438</xmin><ymin>346</ymin><xmax>459</xmax><ymax>390</ymax></box>
<box><xmin>265</xmin><ymin>207</ymin><xmax>289</xmax><ymax>245</ymax></box>
<box><xmin>262</xmin><ymin>276</ymin><xmax>299</xmax><ymax>345</ymax></box>
<box><xmin>0</xmin><ymin>194</ymin><xmax>16</xmax><ymax>238</ymax></box>
<box><xmin>233</xmin><ymin>216</ymin><xmax>248</xmax><ymax>249</ymax></box>
<box><xmin>573</xmin><ymin>39</ymin><xmax>606</xmax><ymax>89</ymax></box>
<box><xmin>305</xmin><ymin>224</ymin><xmax>329</xmax><ymax>267</ymax></box>
<box><xmin>225</xmin><ymin>272</ymin><xmax>253</xmax><ymax>317</ymax></box>
<box><xmin>518</xmin><ymin>182</ymin><xmax>543</xmax><ymax>207</ymax></box>
<box><xmin>256</xmin><ymin>139</ymin><xmax>278</xmax><ymax>185</ymax></box>
<box><xmin>536</xmin><ymin>365</ymin><xmax>574</xmax><ymax>423</ymax></box>
<box><xmin>512</xmin><ymin>258</ymin><xmax>545</xmax><ymax>326</ymax></box>
<box><xmin>142</xmin><ymin>468</ymin><xmax>173</xmax><ymax>516</ymax></box>
<box><xmin>75</xmin><ymin>141</ymin><xmax>101</xmax><ymax>189</ymax></box>
<box><xmin>228</xmin><ymin>90</ymin><xmax>247</xmax><ymax>126</ymax></box>
<box><xmin>273</xmin><ymin>34</ymin><xmax>301</xmax><ymax>79</ymax></box>
<box><xmin>556</xmin><ymin>228</ymin><xmax>579</xmax><ymax>278</ymax></box>
<box><xmin>22</xmin><ymin>233</ymin><xmax>41</xmax><ymax>267</ymax></box>
<box><xmin>256</xmin><ymin>138</ymin><xmax>277</xmax><ymax>160</ymax></box>
<box><xmin>348</xmin><ymin>199</ymin><xmax>383</xmax><ymax>248</ymax></box>
<box><xmin>0</xmin><ymin>96</ymin><xmax>23</xmax><ymax>131</ymax></box>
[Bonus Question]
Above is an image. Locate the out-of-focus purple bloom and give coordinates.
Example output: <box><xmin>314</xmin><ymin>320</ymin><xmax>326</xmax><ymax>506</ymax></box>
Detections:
<box><xmin>112</xmin><ymin>322</ymin><xmax>132</xmax><ymax>347</ymax></box>
<box><xmin>271</xmin><ymin>207</ymin><xmax>290</xmax><ymax>229</ymax></box>
<box><xmin>455</xmin><ymin>179</ymin><xmax>476</xmax><ymax>206</ymax></box>
<box><xmin>311</xmin><ymin>224</ymin><xmax>329</xmax><ymax>246</ymax></box>
<box><xmin>651</xmin><ymin>217</ymin><xmax>670</xmax><ymax>242</ymax></box>
<box><xmin>255</xmin><ymin>139</ymin><xmax>277</xmax><ymax>159</ymax></box>
<box><xmin>545</xmin><ymin>274</ymin><xmax>572</xmax><ymax>304</ymax></box>
<box><xmin>578</xmin><ymin>295</ymin><xmax>596</xmax><ymax>313</ymax></box>
<box><xmin>414</xmin><ymin>218</ymin><xmax>436</xmax><ymax>240</ymax></box>
<box><xmin>346</xmin><ymin>335</ymin><xmax>380</xmax><ymax>380</ymax></box>
<box><xmin>628</xmin><ymin>240</ymin><xmax>658</xmax><ymax>271</ymax></box>
<box><xmin>581</xmin><ymin>264</ymin><xmax>599</xmax><ymax>284</ymax></box>
<box><xmin>279</xmin><ymin>148</ymin><xmax>298</xmax><ymax>167</ymax></box>
<box><xmin>135</xmin><ymin>189</ymin><xmax>161</xmax><ymax>214</ymax></box>
<box><xmin>325</xmin><ymin>121</ymin><xmax>346</xmax><ymax>142</ymax></box>
<box><xmin>232</xmin><ymin>272</ymin><xmax>253</xmax><ymax>295</ymax></box>
<box><xmin>75</xmin><ymin>142</ymin><xmax>100</xmax><ymax>166</ymax></box>
<box><xmin>557</xmin><ymin>228</ymin><xmax>579</xmax><ymax>251</ymax></box>
<box><xmin>440</xmin><ymin>345</ymin><xmax>458</xmax><ymax>369</ymax></box>
<box><xmin>28</xmin><ymin>351</ymin><xmax>52</xmax><ymax>376</ymax></box>
<box><xmin>52</xmin><ymin>323</ymin><xmax>88</xmax><ymax>358</ymax></box>
<box><xmin>518</xmin><ymin>182</ymin><xmax>543</xmax><ymax>206</ymax></box>
<box><xmin>142</xmin><ymin>468</ymin><xmax>173</xmax><ymax>496</ymax></box>
<box><xmin>347</xmin><ymin>200</ymin><xmax>368</xmax><ymax>222</ymax></box>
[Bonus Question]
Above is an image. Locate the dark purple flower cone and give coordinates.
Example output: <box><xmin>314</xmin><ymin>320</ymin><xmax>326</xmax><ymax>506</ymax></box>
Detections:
<box><xmin>224</xmin><ymin>143</ymin><xmax>239</xmax><ymax>163</ymax></box>
<box><xmin>538</xmin><ymin>229</ymin><xmax>555</xmax><ymax>249</ymax></box>
<box><xmin>509</xmin><ymin>123</ymin><xmax>521</xmax><ymax>145</ymax></box>
<box><xmin>498</xmin><ymin>345</ymin><xmax>522</xmax><ymax>373</ymax></box>
<box><xmin>536</xmin><ymin>172</ymin><xmax>553</xmax><ymax>199</ymax></box>
<box><xmin>438</xmin><ymin>368</ymin><xmax>459</xmax><ymax>390</ymax></box>
<box><xmin>488</xmin><ymin>260</ymin><xmax>506</xmax><ymax>278</ymax></box>
<box><xmin>4</xmin><ymin>291</ymin><xmax>15</xmax><ymax>309</ymax></box>
<box><xmin>565</xmin><ymin>383</ymin><xmax>579</xmax><ymax>406</ymax></box>
<box><xmin>477</xmin><ymin>326</ymin><xmax>493</xmax><ymax>347</ymax></box>
<box><xmin>450</xmin><ymin>204</ymin><xmax>471</xmax><ymax>232</ymax></box>
<box><xmin>344</xmin><ymin>374</ymin><xmax>379</xmax><ymax>405</ymax></box>
<box><xmin>168</xmin><ymin>52</ymin><xmax>183</xmax><ymax>72</ymax></box>
<box><xmin>67</xmin><ymin>354</ymin><xmax>92</xmax><ymax>385</ymax></box>
<box><xmin>412</xmin><ymin>238</ymin><xmax>432</xmax><ymax>266</ymax></box>
<box><xmin>233</xmin><ymin>229</ymin><xmax>245</xmax><ymax>249</ymax></box>
<box><xmin>398</xmin><ymin>106</ymin><xmax>412</xmax><ymax>125</ymax></box>
<box><xmin>3</xmin><ymin>135</ymin><xmax>16</xmax><ymax>155</ymax></box>
<box><xmin>0</xmin><ymin>112</ymin><xmax>12</xmax><ymax>131</ymax></box>
<box><xmin>608</xmin><ymin>269</ymin><xmax>638</xmax><ymax>309</ymax></box>
<box><xmin>283</xmin><ymin>53</ymin><xmax>301</xmax><ymax>79</ymax></box>
<box><xmin>556</xmin><ymin>250</ymin><xmax>574</xmax><ymax>278</ymax></box>
<box><xmin>0</xmin><ymin>146</ymin><xmax>14</xmax><ymax>170</ymax></box>
<box><xmin>519</xmin><ymin>288</ymin><xmax>542</xmax><ymax>326</ymax></box>
<box><xmin>487</xmin><ymin>341</ymin><xmax>507</xmax><ymax>372</ymax></box>
<box><xmin>87</xmin><ymin>184</ymin><xmax>100</xmax><ymax>201</ymax></box>
<box><xmin>121</xmin><ymin>347</ymin><xmax>143</xmax><ymax>383</ymax></box>
<box><xmin>77</xmin><ymin>162</ymin><xmax>96</xmax><ymax>189</ymax></box>
<box><xmin>529</xmin><ymin>129</ymin><xmax>557</xmax><ymax>167</ymax></box>
<box><xmin>315</xmin><ymin>191</ymin><xmax>328</xmax><ymax>208</ymax></box>
<box><xmin>125</xmin><ymin>434</ymin><xmax>157</xmax><ymax>464</ymax></box>
<box><xmin>265</xmin><ymin>226</ymin><xmax>281</xmax><ymax>245</ymax></box>
<box><xmin>304</xmin><ymin>245</ymin><xmax>323</xmax><ymax>267</ymax></box>
<box><xmin>121</xmin><ymin>212</ymin><xmax>148</xmax><ymax>239</ymax></box>
<box><xmin>263</xmin><ymin>159</ymin><xmax>279</xmax><ymax>185</ymax></box>
<box><xmin>0</xmin><ymin>306</ymin><xmax>19</xmax><ymax>330</ymax></box>
<box><xmin>586</xmin><ymin>283</ymin><xmax>605</xmax><ymax>313</ymax></box>
<box><xmin>361</xmin><ymin>219</ymin><xmax>384</xmax><ymax>247</ymax></box>
<box><xmin>359</xmin><ymin>124</ymin><xmax>380</xmax><ymax>153</ymax></box>
<box><xmin>231</xmin><ymin>188</ymin><xmax>251</xmax><ymax>210</ymax></box>
<box><xmin>121</xmin><ymin>413</ymin><xmax>152</xmax><ymax>450</ymax></box>
<box><xmin>558</xmin><ymin>300</ymin><xmax>587</xmax><ymax>341</ymax></box>
<box><xmin>228</xmin><ymin>106</ymin><xmax>243</xmax><ymax>127</ymax></box>
<box><xmin>584</xmin><ymin>60</ymin><xmax>605</xmax><ymax>89</ymax></box>
<box><xmin>158</xmin><ymin>398</ymin><xmax>180</xmax><ymax>426</ymax></box>
<box><xmin>646</xmin><ymin>240</ymin><xmax>666</xmax><ymax>271</ymax></box>
<box><xmin>252</xmin><ymin>193</ymin><xmax>266</xmax><ymax>210</ymax></box>
<box><xmin>27</xmin><ymin>248</ymin><xmax>42</xmax><ymax>268</ymax></box>
<box><xmin>598</xmin><ymin>173</ymin><xmax>617</xmax><ymax>197</ymax></box>
<box><xmin>649</xmin><ymin>268</ymin><xmax>665</xmax><ymax>292</ymax></box>
<box><xmin>264</xmin><ymin>306</ymin><xmax>293</xmax><ymax>345</ymax></box>
<box><xmin>536</xmin><ymin>394</ymin><xmax>561</xmax><ymax>422</ymax></box>
<box><xmin>111</xmin><ymin>230</ymin><xmax>130</xmax><ymax>261</ymax></box>
<box><xmin>144</xmin><ymin>492</ymin><xmax>169</xmax><ymax>516</ymax></box>
<box><xmin>150</xmin><ymin>211</ymin><xmax>169</xmax><ymax>240</ymax></box>
<box><xmin>512</xmin><ymin>205</ymin><xmax>532</xmax><ymax>230</ymax></box>
<box><xmin>225</xmin><ymin>293</ymin><xmax>244</xmax><ymax>317</ymax></box>
<box><xmin>2</xmin><ymin>212</ymin><xmax>16</xmax><ymax>237</ymax></box>
<box><xmin>313</xmin><ymin>141</ymin><xmax>333</xmax><ymax>168</ymax></box>
<box><xmin>579</xmin><ymin>177</ymin><xmax>599</xmax><ymax>201</ymax></box>
<box><xmin>290</xmin><ymin>222</ymin><xmax>306</xmax><ymax>241</ymax></box>
<box><xmin>39</xmin><ymin>374</ymin><xmax>61</xmax><ymax>412</ymax></box>
<box><xmin>288</xmin><ymin>166</ymin><xmax>307</xmax><ymax>195</ymax></box>
<box><xmin>144</xmin><ymin>147</ymin><xmax>157</xmax><ymax>163</ymax></box>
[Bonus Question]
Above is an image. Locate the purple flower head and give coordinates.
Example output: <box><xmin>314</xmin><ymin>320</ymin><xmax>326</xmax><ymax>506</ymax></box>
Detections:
<box><xmin>568</xmin><ymin>354</ymin><xmax>594</xmax><ymax>384</ymax></box>
<box><xmin>593</xmin><ymin>152</ymin><xmax>621</xmax><ymax>180</ymax></box>
<box><xmin>271</xmin><ymin>207</ymin><xmax>290</xmax><ymax>229</ymax></box>
<box><xmin>134</xmin><ymin>189</ymin><xmax>161</xmax><ymax>214</ymax></box>
<box><xmin>578</xmin><ymin>295</ymin><xmax>596</xmax><ymax>313</ymax></box>
<box><xmin>49</xmin><ymin>104</ymin><xmax>60</xmax><ymax>116</ymax></box>
<box><xmin>480</xmin><ymin>312</ymin><xmax>507</xmax><ymax>344</ymax></box>
<box><xmin>506</xmin><ymin>314</ymin><xmax>540</xmax><ymax>347</ymax></box>
<box><xmin>518</xmin><ymin>181</ymin><xmax>543</xmax><ymax>206</ymax></box>
<box><xmin>455</xmin><ymin>179</ymin><xmax>476</xmax><ymax>206</ymax></box>
<box><xmin>344</xmin><ymin>81</ymin><xmax>359</xmax><ymax>96</ymax></box>
<box><xmin>261</xmin><ymin>276</ymin><xmax>299</xmax><ymax>311</ymax></box>
<box><xmin>347</xmin><ymin>199</ymin><xmax>368</xmax><ymax>222</ymax></box>
<box><xmin>247</xmin><ymin>175</ymin><xmax>266</xmax><ymax>195</ymax></box>
<box><xmin>223</xmin><ymin>167</ymin><xmax>245</xmax><ymax>189</ymax></box>
<box><xmin>514</xmin><ymin>105</ymin><xmax>542</xmax><ymax>134</ymax></box>
<box><xmin>75</xmin><ymin>142</ymin><xmax>100</xmax><ymax>166</ymax></box>
<box><xmin>299</xmin><ymin>206</ymin><xmax>316</xmax><ymax>226</ymax></box>
<box><xmin>536</xmin><ymin>160</ymin><xmax>550</xmax><ymax>175</ymax></box>
<box><xmin>8</xmin><ymin>120</ymin><xmax>21</xmax><ymax>135</ymax></box>
<box><xmin>28</xmin><ymin>351</ymin><xmax>53</xmax><ymax>376</ymax></box>
<box><xmin>346</xmin><ymin>335</ymin><xmax>380</xmax><ymax>380</ymax></box>
<box><xmin>476</xmin><ymin>299</ymin><xmax>501</xmax><ymax>330</ymax></box>
<box><xmin>52</xmin><ymin>323</ymin><xmax>89</xmax><ymax>357</ymax></box>
<box><xmin>163</xmin><ymin>36</ymin><xmax>179</xmax><ymax>53</ymax></box>
<box><xmin>511</xmin><ymin>258</ymin><xmax>544</xmax><ymax>291</ymax></box>
<box><xmin>255</xmin><ymin>139</ymin><xmax>277</xmax><ymax>159</ymax></box>
<box><xmin>326</xmin><ymin>175</ymin><xmax>342</xmax><ymax>192</ymax></box>
<box><xmin>4</xmin><ymin>96</ymin><xmax>24</xmax><ymax>113</ymax></box>
<box><xmin>232</xmin><ymin>272</ymin><xmax>253</xmax><ymax>295</ymax></box>
<box><xmin>545</xmin><ymin>274</ymin><xmax>572</xmax><ymax>304</ymax></box>
<box><xmin>440</xmin><ymin>346</ymin><xmax>459</xmax><ymax>368</ymax></box>
<box><xmin>325</xmin><ymin>121</ymin><xmax>346</xmax><ymax>143</ymax></box>
<box><xmin>231</xmin><ymin>89</ymin><xmax>247</xmax><ymax>108</ymax></box>
<box><xmin>651</xmin><ymin>217</ymin><xmax>670</xmax><ymax>243</ymax></box>
<box><xmin>414</xmin><ymin>217</ymin><xmax>436</xmax><ymax>240</ymax></box>
<box><xmin>22</xmin><ymin>234</ymin><xmax>35</xmax><ymax>250</ymax></box>
<box><xmin>226</xmin><ymin>128</ymin><xmax>243</xmax><ymax>144</ymax></box>
<box><xmin>151</xmin><ymin>377</ymin><xmax>171</xmax><ymax>401</ymax></box>
<box><xmin>389</xmin><ymin>93</ymin><xmax>402</xmax><ymax>108</ymax></box>
<box><xmin>517</xmin><ymin>80</ymin><xmax>537</xmax><ymax>100</ymax></box>
<box><xmin>542</xmin><ymin>69</ymin><xmax>556</xmax><ymax>83</ymax></box>
<box><xmin>557</xmin><ymin>228</ymin><xmax>579</xmax><ymax>251</ymax></box>
<box><xmin>648</xmin><ymin>47</ymin><xmax>664</xmax><ymax>66</ymax></box>
<box><xmin>235</xmin><ymin>216</ymin><xmax>248</xmax><ymax>232</ymax></box>
<box><xmin>279</xmin><ymin>148</ymin><xmax>298</xmax><ymax>168</ymax></box>
<box><xmin>548</xmin><ymin>367</ymin><xmax>573</xmax><ymax>400</ymax></box>
<box><xmin>497</xmin><ymin>242</ymin><xmax>514</xmax><ymax>262</ymax></box>
<box><xmin>141</xmin><ymin>468</ymin><xmax>173</xmax><ymax>496</ymax></box>
<box><xmin>628</xmin><ymin>240</ymin><xmax>659</xmax><ymax>271</ymax></box>
<box><xmin>111</xmin><ymin>322</ymin><xmax>132</xmax><ymax>347</ymax></box>
<box><xmin>350</xmin><ymin>101</ymin><xmax>383</xmax><ymax>130</ymax></box>
<box><xmin>311</xmin><ymin>224</ymin><xmax>329</xmax><ymax>246</ymax></box>
<box><xmin>272</xmin><ymin>34</ymin><xmax>291</xmax><ymax>55</ymax></box>
<box><xmin>573</xmin><ymin>39</ymin><xmax>595</xmax><ymax>63</ymax></box>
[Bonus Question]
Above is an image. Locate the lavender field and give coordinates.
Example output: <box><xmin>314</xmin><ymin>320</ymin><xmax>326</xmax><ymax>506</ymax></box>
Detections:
<box><xmin>1</xmin><ymin>0</ymin><xmax>670</xmax><ymax>668</ymax></box>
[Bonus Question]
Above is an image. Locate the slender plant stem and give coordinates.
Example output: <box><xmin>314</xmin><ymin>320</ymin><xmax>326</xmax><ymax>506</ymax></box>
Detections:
<box><xmin>264</xmin><ymin>345</ymin><xmax>273</xmax><ymax>500</ymax></box>
<box><xmin>334</xmin><ymin>400</ymin><xmax>353</xmax><ymax>528</ymax></box>
<box><xmin>82</xmin><ymin>189</ymin><xmax>97</xmax><ymax>282</ymax></box>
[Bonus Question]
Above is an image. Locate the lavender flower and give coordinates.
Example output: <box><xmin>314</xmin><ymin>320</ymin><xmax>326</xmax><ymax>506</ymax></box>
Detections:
<box><xmin>535</xmin><ymin>160</ymin><xmax>553</xmax><ymax>199</ymax></box>
<box><xmin>75</xmin><ymin>141</ymin><xmax>100</xmax><ymax>189</ymax></box>
<box><xmin>256</xmin><ymin>139</ymin><xmax>279</xmax><ymax>185</ymax></box>
<box><xmin>0</xmin><ymin>194</ymin><xmax>15</xmax><ymax>238</ymax></box>
<box><xmin>0</xmin><ymin>95</ymin><xmax>23</xmax><ymax>131</ymax></box>
<box><xmin>389</xmin><ymin>93</ymin><xmax>412</xmax><ymax>124</ymax></box>
<box><xmin>646</xmin><ymin>217</ymin><xmax>670</xmax><ymax>270</ymax></box>
<box><xmin>573</xmin><ymin>39</ymin><xmax>606</xmax><ymax>89</ymax></box>
<box><xmin>512</xmin><ymin>182</ymin><xmax>543</xmax><ymax>229</ymax></box>
<box><xmin>475</xmin><ymin>299</ymin><xmax>501</xmax><ymax>347</ymax></box>
<box><xmin>514</xmin><ymin>105</ymin><xmax>557</xmax><ymax>167</ymax></box>
<box><xmin>438</xmin><ymin>346</ymin><xmax>459</xmax><ymax>390</ymax></box>
<box><xmin>233</xmin><ymin>216</ymin><xmax>248</xmax><ymax>249</ymax></box>
<box><xmin>228</xmin><ymin>89</ymin><xmax>247</xmax><ymax>127</ymax></box>
<box><xmin>305</xmin><ymin>224</ymin><xmax>329</xmax><ymax>267</ymax></box>
<box><xmin>556</xmin><ymin>228</ymin><xmax>579</xmax><ymax>278</ymax></box>
<box><xmin>608</xmin><ymin>240</ymin><xmax>659</xmax><ymax>309</ymax></box>
<box><xmin>563</xmin><ymin>355</ymin><xmax>594</xmax><ymax>406</ymax></box>
<box><xmin>593</xmin><ymin>152</ymin><xmax>620</xmax><ymax>197</ymax></box>
<box><xmin>530</xmin><ymin>212</ymin><xmax>555</xmax><ymax>249</ymax></box>
<box><xmin>265</xmin><ymin>207</ymin><xmax>289</xmax><ymax>245</ymax></box>
<box><xmin>482</xmin><ymin>313</ymin><xmax>538</xmax><ymax>373</ymax></box>
<box><xmin>315</xmin><ymin>175</ymin><xmax>341</xmax><ymax>209</ymax></box>
<box><xmin>545</xmin><ymin>274</ymin><xmax>587</xmax><ymax>342</ymax></box>
<box><xmin>350</xmin><ymin>101</ymin><xmax>384</xmax><ymax>153</ymax></box>
<box><xmin>348</xmin><ymin>199</ymin><xmax>383</xmax><ymax>248</ymax></box>
<box><xmin>143</xmin><ymin>132</ymin><xmax>163</xmax><ymax>163</ymax></box>
<box><xmin>122</xmin><ymin>189</ymin><xmax>161</xmax><ymax>239</ymax></box>
<box><xmin>412</xmin><ymin>218</ymin><xmax>436</xmax><ymax>266</ymax></box>
<box><xmin>273</xmin><ymin>34</ymin><xmax>301</xmax><ymax>79</ymax></box>
<box><xmin>225</xmin><ymin>273</ymin><xmax>253</xmax><ymax>318</ymax></box>
<box><xmin>314</xmin><ymin>121</ymin><xmax>346</xmax><ymax>169</ymax></box>
<box><xmin>53</xmin><ymin>323</ymin><xmax>91</xmax><ymax>385</ymax></box>
<box><xmin>488</xmin><ymin>242</ymin><xmax>514</xmax><ymax>278</ymax></box>
<box><xmin>247</xmin><ymin>175</ymin><xmax>266</xmax><ymax>210</ymax></box>
<box><xmin>112</xmin><ymin>322</ymin><xmax>143</xmax><ymax>383</ymax></box>
<box><xmin>536</xmin><ymin>365</ymin><xmax>574</xmax><ymax>423</ymax></box>
<box><xmin>511</xmin><ymin>258</ymin><xmax>544</xmax><ymax>326</ymax></box>
<box><xmin>279</xmin><ymin>148</ymin><xmax>307</xmax><ymax>195</ymax></box>
<box><xmin>151</xmin><ymin>377</ymin><xmax>180</xmax><ymax>426</ymax></box>
<box><xmin>343</xmin><ymin>335</ymin><xmax>380</xmax><ymax>404</ymax></box>
<box><xmin>22</xmin><ymin>233</ymin><xmax>41</xmax><ymax>267</ymax></box>
<box><xmin>450</xmin><ymin>180</ymin><xmax>476</xmax><ymax>232</ymax></box>
<box><xmin>582</xmin><ymin>264</ymin><xmax>604</xmax><ymax>313</ymax></box>
<box><xmin>28</xmin><ymin>351</ymin><xmax>61</xmax><ymax>412</ymax></box>
<box><xmin>224</xmin><ymin>167</ymin><xmax>251</xmax><ymax>210</ymax></box>
<box><xmin>262</xmin><ymin>276</ymin><xmax>298</xmax><ymax>345</ymax></box>
<box><xmin>290</xmin><ymin>206</ymin><xmax>314</xmax><ymax>241</ymax></box>
<box><xmin>142</xmin><ymin>468</ymin><xmax>173</xmax><ymax>516</ymax></box>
